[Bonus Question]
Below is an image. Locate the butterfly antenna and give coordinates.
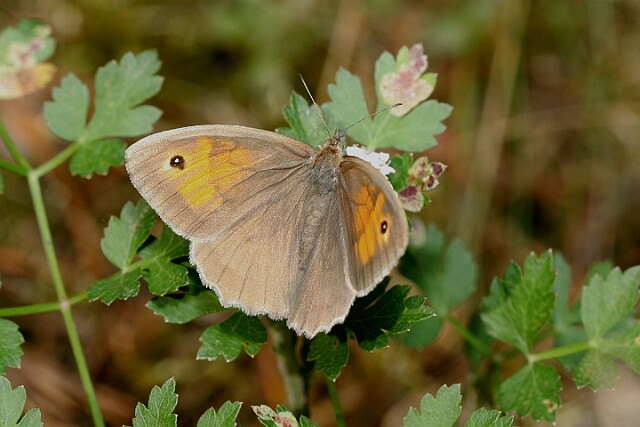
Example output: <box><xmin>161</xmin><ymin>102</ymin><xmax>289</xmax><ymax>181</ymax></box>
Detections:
<box><xmin>344</xmin><ymin>102</ymin><xmax>403</xmax><ymax>131</ymax></box>
<box><xmin>298</xmin><ymin>73</ymin><xmax>331</xmax><ymax>138</ymax></box>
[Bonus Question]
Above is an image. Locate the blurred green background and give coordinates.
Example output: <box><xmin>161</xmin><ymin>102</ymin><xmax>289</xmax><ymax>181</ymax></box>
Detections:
<box><xmin>0</xmin><ymin>0</ymin><xmax>639</xmax><ymax>426</ymax></box>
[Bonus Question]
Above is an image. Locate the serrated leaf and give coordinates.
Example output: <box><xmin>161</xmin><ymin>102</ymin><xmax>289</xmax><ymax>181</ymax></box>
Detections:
<box><xmin>88</xmin><ymin>269</ymin><xmax>142</xmax><ymax>304</ymax></box>
<box><xmin>324</xmin><ymin>68</ymin><xmax>370</xmax><ymax>141</ymax></box>
<box><xmin>101</xmin><ymin>200</ymin><xmax>155</xmax><ymax>269</ymax></box>
<box><xmin>132</xmin><ymin>378</ymin><xmax>178</xmax><ymax>427</ymax></box>
<box><xmin>345</xmin><ymin>283</ymin><xmax>433</xmax><ymax>351</ymax></box>
<box><xmin>388</xmin><ymin>153</ymin><xmax>413</xmax><ymax>191</ymax></box>
<box><xmin>401</xmin><ymin>224</ymin><xmax>477</xmax><ymax>315</ymax></box>
<box><xmin>0</xmin><ymin>376</ymin><xmax>43</xmax><ymax>427</ymax></box>
<box><xmin>307</xmin><ymin>333</ymin><xmax>349</xmax><ymax>381</ymax></box>
<box><xmin>82</xmin><ymin>50</ymin><xmax>163</xmax><ymax>143</ymax></box>
<box><xmin>43</xmin><ymin>73</ymin><xmax>89</xmax><ymax>141</ymax></box>
<box><xmin>574</xmin><ymin>349</ymin><xmax>619</xmax><ymax>389</ymax></box>
<box><xmin>403</xmin><ymin>384</ymin><xmax>462</xmax><ymax>427</ymax></box>
<box><xmin>138</xmin><ymin>225</ymin><xmax>189</xmax><ymax>261</ymax></box>
<box><xmin>197</xmin><ymin>314</ymin><xmax>267</xmax><ymax>362</ymax></box>
<box><xmin>581</xmin><ymin>266</ymin><xmax>640</xmax><ymax>341</ymax></box>
<box><xmin>138</xmin><ymin>226</ymin><xmax>190</xmax><ymax>296</ymax></box>
<box><xmin>481</xmin><ymin>251</ymin><xmax>555</xmax><ymax>353</ymax></box>
<box><xmin>402</xmin><ymin>317</ymin><xmax>443</xmax><ymax>349</ymax></box>
<box><xmin>464</xmin><ymin>408</ymin><xmax>513</xmax><ymax>427</ymax></box>
<box><xmin>142</xmin><ymin>262</ymin><xmax>189</xmax><ymax>296</ymax></box>
<box><xmin>0</xmin><ymin>319</ymin><xmax>24</xmax><ymax>375</ymax></box>
<box><xmin>608</xmin><ymin>322</ymin><xmax>640</xmax><ymax>373</ymax></box>
<box><xmin>497</xmin><ymin>363</ymin><xmax>561</xmax><ymax>422</ymax></box>
<box><xmin>276</xmin><ymin>92</ymin><xmax>332</xmax><ymax>147</ymax></box>
<box><xmin>69</xmin><ymin>138</ymin><xmax>126</xmax><ymax>178</ymax></box>
<box><xmin>147</xmin><ymin>280</ymin><xmax>226</xmax><ymax>324</ymax></box>
<box><xmin>196</xmin><ymin>401</ymin><xmax>242</xmax><ymax>427</ymax></box>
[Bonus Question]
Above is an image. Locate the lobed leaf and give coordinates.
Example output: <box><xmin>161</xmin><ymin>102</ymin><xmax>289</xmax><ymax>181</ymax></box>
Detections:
<box><xmin>83</xmin><ymin>50</ymin><xmax>163</xmax><ymax>143</ymax></box>
<box><xmin>276</xmin><ymin>92</ymin><xmax>332</xmax><ymax>147</ymax></box>
<box><xmin>0</xmin><ymin>376</ymin><xmax>43</xmax><ymax>427</ymax></box>
<box><xmin>196</xmin><ymin>401</ymin><xmax>242</xmax><ymax>427</ymax></box>
<box><xmin>0</xmin><ymin>319</ymin><xmax>24</xmax><ymax>375</ymax></box>
<box><xmin>307</xmin><ymin>333</ymin><xmax>349</xmax><ymax>381</ymax></box>
<box><xmin>463</xmin><ymin>408</ymin><xmax>513</xmax><ymax>427</ymax></box>
<box><xmin>147</xmin><ymin>280</ymin><xmax>226</xmax><ymax>324</ymax></box>
<box><xmin>100</xmin><ymin>200</ymin><xmax>155</xmax><ymax>269</ymax></box>
<box><xmin>69</xmin><ymin>138</ymin><xmax>126</xmax><ymax>178</ymax></box>
<box><xmin>197</xmin><ymin>314</ymin><xmax>267</xmax><ymax>362</ymax></box>
<box><xmin>581</xmin><ymin>266</ymin><xmax>640</xmax><ymax>341</ymax></box>
<box><xmin>497</xmin><ymin>363</ymin><xmax>561</xmax><ymax>422</ymax></box>
<box><xmin>403</xmin><ymin>384</ymin><xmax>462</xmax><ymax>427</ymax></box>
<box><xmin>88</xmin><ymin>269</ymin><xmax>142</xmax><ymax>305</ymax></box>
<box><xmin>132</xmin><ymin>378</ymin><xmax>178</xmax><ymax>427</ymax></box>
<box><xmin>43</xmin><ymin>73</ymin><xmax>89</xmax><ymax>141</ymax></box>
<box><xmin>481</xmin><ymin>251</ymin><xmax>555</xmax><ymax>354</ymax></box>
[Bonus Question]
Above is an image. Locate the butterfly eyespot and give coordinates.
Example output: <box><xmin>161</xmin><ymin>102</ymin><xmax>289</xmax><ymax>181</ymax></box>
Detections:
<box><xmin>169</xmin><ymin>155</ymin><xmax>185</xmax><ymax>170</ymax></box>
<box><xmin>380</xmin><ymin>220</ymin><xmax>388</xmax><ymax>234</ymax></box>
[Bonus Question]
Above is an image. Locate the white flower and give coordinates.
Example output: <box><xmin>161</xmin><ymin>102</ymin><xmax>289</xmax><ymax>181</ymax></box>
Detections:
<box><xmin>346</xmin><ymin>145</ymin><xmax>395</xmax><ymax>176</ymax></box>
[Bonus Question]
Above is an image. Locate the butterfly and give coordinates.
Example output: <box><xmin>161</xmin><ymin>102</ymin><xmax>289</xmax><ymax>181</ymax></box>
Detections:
<box><xmin>125</xmin><ymin>124</ymin><xmax>408</xmax><ymax>337</ymax></box>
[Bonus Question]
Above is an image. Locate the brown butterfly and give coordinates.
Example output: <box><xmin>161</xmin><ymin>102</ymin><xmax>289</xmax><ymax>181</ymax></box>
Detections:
<box><xmin>125</xmin><ymin>125</ymin><xmax>408</xmax><ymax>337</ymax></box>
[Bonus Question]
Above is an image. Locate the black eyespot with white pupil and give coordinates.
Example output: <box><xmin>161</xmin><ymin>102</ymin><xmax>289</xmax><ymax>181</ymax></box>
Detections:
<box><xmin>380</xmin><ymin>220</ymin><xmax>388</xmax><ymax>234</ymax></box>
<box><xmin>170</xmin><ymin>155</ymin><xmax>185</xmax><ymax>170</ymax></box>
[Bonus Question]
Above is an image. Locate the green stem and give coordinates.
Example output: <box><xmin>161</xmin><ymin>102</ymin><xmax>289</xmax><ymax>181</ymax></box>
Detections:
<box><xmin>326</xmin><ymin>378</ymin><xmax>346</xmax><ymax>427</ymax></box>
<box><xmin>267</xmin><ymin>320</ymin><xmax>310</xmax><ymax>417</ymax></box>
<box><xmin>0</xmin><ymin>292</ymin><xmax>88</xmax><ymax>317</ymax></box>
<box><xmin>530</xmin><ymin>341</ymin><xmax>591</xmax><ymax>363</ymax></box>
<box><xmin>27</xmin><ymin>172</ymin><xmax>105</xmax><ymax>427</ymax></box>
<box><xmin>0</xmin><ymin>118</ymin><xmax>31</xmax><ymax>170</ymax></box>
<box><xmin>0</xmin><ymin>158</ymin><xmax>27</xmax><ymax>176</ymax></box>
<box><xmin>446</xmin><ymin>314</ymin><xmax>492</xmax><ymax>356</ymax></box>
<box><xmin>32</xmin><ymin>141</ymin><xmax>81</xmax><ymax>178</ymax></box>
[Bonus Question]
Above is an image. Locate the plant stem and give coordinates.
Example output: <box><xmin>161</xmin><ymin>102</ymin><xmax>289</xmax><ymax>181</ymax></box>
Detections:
<box><xmin>27</xmin><ymin>171</ymin><xmax>105</xmax><ymax>427</ymax></box>
<box><xmin>267</xmin><ymin>320</ymin><xmax>309</xmax><ymax>417</ymax></box>
<box><xmin>0</xmin><ymin>118</ymin><xmax>31</xmax><ymax>170</ymax></box>
<box><xmin>33</xmin><ymin>141</ymin><xmax>81</xmax><ymax>178</ymax></box>
<box><xmin>326</xmin><ymin>377</ymin><xmax>346</xmax><ymax>427</ymax></box>
<box><xmin>0</xmin><ymin>292</ymin><xmax>88</xmax><ymax>317</ymax></box>
<box><xmin>530</xmin><ymin>341</ymin><xmax>591</xmax><ymax>363</ymax></box>
<box><xmin>446</xmin><ymin>315</ymin><xmax>491</xmax><ymax>356</ymax></box>
<box><xmin>0</xmin><ymin>158</ymin><xmax>27</xmax><ymax>176</ymax></box>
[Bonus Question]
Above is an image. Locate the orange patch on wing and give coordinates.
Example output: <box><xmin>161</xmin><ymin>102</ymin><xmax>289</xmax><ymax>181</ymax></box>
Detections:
<box><xmin>174</xmin><ymin>137</ymin><xmax>255</xmax><ymax>209</ymax></box>
<box><xmin>352</xmin><ymin>185</ymin><xmax>388</xmax><ymax>265</ymax></box>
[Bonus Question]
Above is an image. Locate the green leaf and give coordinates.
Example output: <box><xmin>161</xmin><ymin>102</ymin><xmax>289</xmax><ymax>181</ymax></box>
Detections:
<box><xmin>132</xmin><ymin>378</ymin><xmax>178</xmax><ymax>427</ymax></box>
<box><xmin>344</xmin><ymin>282</ymin><xmax>434</xmax><ymax>351</ymax></box>
<box><xmin>88</xmin><ymin>269</ymin><xmax>142</xmax><ymax>304</ymax></box>
<box><xmin>399</xmin><ymin>224</ymin><xmax>476</xmax><ymax>347</ymax></box>
<box><xmin>101</xmin><ymin>200</ymin><xmax>155</xmax><ymax>269</ymax></box>
<box><xmin>69</xmin><ymin>138</ymin><xmax>126</xmax><ymax>178</ymax></box>
<box><xmin>402</xmin><ymin>317</ymin><xmax>443</xmax><ymax>349</ymax></box>
<box><xmin>324</xmin><ymin>68</ymin><xmax>370</xmax><ymax>140</ymax></box>
<box><xmin>276</xmin><ymin>92</ymin><xmax>332</xmax><ymax>147</ymax></box>
<box><xmin>82</xmin><ymin>50</ymin><xmax>163</xmax><ymax>143</ymax></box>
<box><xmin>581</xmin><ymin>266</ymin><xmax>640</xmax><ymax>340</ymax></box>
<box><xmin>464</xmin><ymin>408</ymin><xmax>513</xmax><ymax>427</ymax></box>
<box><xmin>608</xmin><ymin>322</ymin><xmax>640</xmax><ymax>373</ymax></box>
<box><xmin>43</xmin><ymin>73</ymin><xmax>89</xmax><ymax>141</ymax></box>
<box><xmin>497</xmin><ymin>363</ymin><xmax>561</xmax><ymax>422</ymax></box>
<box><xmin>481</xmin><ymin>251</ymin><xmax>556</xmax><ymax>354</ymax></box>
<box><xmin>196</xmin><ymin>401</ymin><xmax>242</xmax><ymax>427</ymax></box>
<box><xmin>387</xmin><ymin>153</ymin><xmax>413</xmax><ymax>191</ymax></box>
<box><xmin>403</xmin><ymin>384</ymin><xmax>462</xmax><ymax>427</ymax></box>
<box><xmin>138</xmin><ymin>226</ymin><xmax>190</xmax><ymax>295</ymax></box>
<box><xmin>307</xmin><ymin>333</ymin><xmax>349</xmax><ymax>381</ymax></box>
<box><xmin>574</xmin><ymin>349</ymin><xmax>619</xmax><ymax>389</ymax></box>
<box><xmin>197</xmin><ymin>314</ymin><xmax>267</xmax><ymax>362</ymax></box>
<box><xmin>147</xmin><ymin>280</ymin><xmax>226</xmax><ymax>324</ymax></box>
<box><xmin>0</xmin><ymin>319</ymin><xmax>24</xmax><ymax>375</ymax></box>
<box><xmin>0</xmin><ymin>376</ymin><xmax>43</xmax><ymax>427</ymax></box>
